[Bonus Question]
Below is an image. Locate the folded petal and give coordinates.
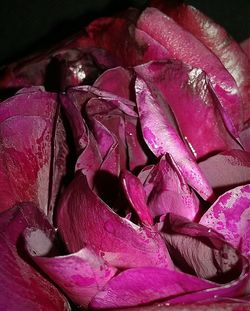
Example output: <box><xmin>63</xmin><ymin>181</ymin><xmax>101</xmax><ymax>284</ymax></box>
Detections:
<box><xmin>199</xmin><ymin>150</ymin><xmax>250</xmax><ymax>196</ymax></box>
<box><xmin>121</xmin><ymin>170</ymin><xmax>153</xmax><ymax>225</ymax></box>
<box><xmin>158</xmin><ymin>213</ymin><xmax>250</xmax><ymax>302</ymax></box>
<box><xmin>167</xmin><ymin>4</ymin><xmax>250</xmax><ymax>125</ymax></box>
<box><xmin>135</xmin><ymin>76</ymin><xmax>213</xmax><ymax>200</ymax></box>
<box><xmin>57</xmin><ymin>173</ymin><xmax>172</xmax><ymax>269</ymax></box>
<box><xmin>200</xmin><ymin>184</ymin><xmax>250</xmax><ymax>258</ymax></box>
<box><xmin>135</xmin><ymin>61</ymin><xmax>240</xmax><ymax>159</ymax></box>
<box><xmin>25</xmin><ymin>228</ymin><xmax>117</xmax><ymax>308</ymax></box>
<box><xmin>0</xmin><ymin>89</ymin><xmax>60</xmax><ymax>217</ymax></box>
<box><xmin>0</xmin><ymin>203</ymin><xmax>69</xmax><ymax>311</ymax></box>
<box><xmin>144</xmin><ymin>157</ymin><xmax>199</xmax><ymax>221</ymax></box>
<box><xmin>90</xmin><ymin>266</ymin><xmax>216</xmax><ymax>309</ymax></box>
<box><xmin>137</xmin><ymin>7</ymin><xmax>243</xmax><ymax>134</ymax></box>
<box><xmin>94</xmin><ymin>66</ymin><xmax>132</xmax><ymax>99</ymax></box>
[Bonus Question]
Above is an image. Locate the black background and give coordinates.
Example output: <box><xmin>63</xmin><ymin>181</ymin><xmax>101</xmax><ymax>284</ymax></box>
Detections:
<box><xmin>0</xmin><ymin>0</ymin><xmax>249</xmax><ymax>66</ymax></box>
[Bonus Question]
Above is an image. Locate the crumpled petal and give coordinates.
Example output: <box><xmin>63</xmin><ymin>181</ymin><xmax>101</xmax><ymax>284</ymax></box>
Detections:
<box><xmin>200</xmin><ymin>184</ymin><xmax>250</xmax><ymax>258</ymax></box>
<box><xmin>158</xmin><ymin>213</ymin><xmax>250</xmax><ymax>304</ymax></box>
<box><xmin>136</xmin><ymin>7</ymin><xmax>243</xmax><ymax>134</ymax></box>
<box><xmin>90</xmin><ymin>266</ymin><xmax>216</xmax><ymax>309</ymax></box>
<box><xmin>25</xmin><ymin>228</ymin><xmax>117</xmax><ymax>308</ymax></box>
<box><xmin>144</xmin><ymin>156</ymin><xmax>200</xmax><ymax>221</ymax></box>
<box><xmin>0</xmin><ymin>203</ymin><xmax>69</xmax><ymax>311</ymax></box>
<box><xmin>57</xmin><ymin>172</ymin><xmax>172</xmax><ymax>269</ymax></box>
<box><xmin>135</xmin><ymin>76</ymin><xmax>213</xmax><ymax>200</ymax></box>
<box><xmin>135</xmin><ymin>60</ymin><xmax>240</xmax><ymax>159</ymax></box>
<box><xmin>199</xmin><ymin>150</ymin><xmax>250</xmax><ymax>196</ymax></box>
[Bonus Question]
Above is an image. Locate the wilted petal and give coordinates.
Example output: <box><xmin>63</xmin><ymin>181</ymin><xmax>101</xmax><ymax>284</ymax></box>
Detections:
<box><xmin>57</xmin><ymin>173</ymin><xmax>172</xmax><ymax>269</ymax></box>
<box><xmin>135</xmin><ymin>61</ymin><xmax>240</xmax><ymax>159</ymax></box>
<box><xmin>0</xmin><ymin>203</ymin><xmax>69</xmax><ymax>310</ymax></box>
<box><xmin>199</xmin><ymin>150</ymin><xmax>250</xmax><ymax>196</ymax></box>
<box><xmin>135</xmin><ymin>76</ymin><xmax>213</xmax><ymax>200</ymax></box>
<box><xmin>137</xmin><ymin>7</ymin><xmax>243</xmax><ymax>134</ymax></box>
<box><xmin>200</xmin><ymin>184</ymin><xmax>250</xmax><ymax>258</ymax></box>
<box><xmin>145</xmin><ymin>157</ymin><xmax>199</xmax><ymax>221</ymax></box>
<box><xmin>159</xmin><ymin>213</ymin><xmax>250</xmax><ymax>303</ymax></box>
<box><xmin>90</xmin><ymin>266</ymin><xmax>216</xmax><ymax>309</ymax></box>
<box><xmin>25</xmin><ymin>228</ymin><xmax>117</xmax><ymax>308</ymax></box>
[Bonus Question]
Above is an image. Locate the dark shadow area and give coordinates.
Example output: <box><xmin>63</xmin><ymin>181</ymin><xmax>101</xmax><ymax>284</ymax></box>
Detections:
<box><xmin>0</xmin><ymin>0</ymin><xmax>249</xmax><ymax>66</ymax></box>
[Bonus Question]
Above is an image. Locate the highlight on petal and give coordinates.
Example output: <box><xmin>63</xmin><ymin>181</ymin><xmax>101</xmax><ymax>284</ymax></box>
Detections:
<box><xmin>135</xmin><ymin>76</ymin><xmax>213</xmax><ymax>200</ymax></box>
<box><xmin>25</xmin><ymin>228</ymin><xmax>117</xmax><ymax>308</ymax></box>
<box><xmin>136</xmin><ymin>7</ymin><xmax>243</xmax><ymax>134</ymax></box>
<box><xmin>200</xmin><ymin>184</ymin><xmax>250</xmax><ymax>258</ymax></box>
<box><xmin>0</xmin><ymin>203</ymin><xmax>69</xmax><ymax>311</ymax></box>
<box><xmin>167</xmin><ymin>4</ymin><xmax>250</xmax><ymax>125</ymax></box>
<box><xmin>199</xmin><ymin>150</ymin><xmax>250</xmax><ymax>196</ymax></box>
<box><xmin>57</xmin><ymin>172</ymin><xmax>172</xmax><ymax>269</ymax></box>
<box><xmin>135</xmin><ymin>60</ymin><xmax>240</xmax><ymax>160</ymax></box>
<box><xmin>90</xmin><ymin>266</ymin><xmax>216</xmax><ymax>309</ymax></box>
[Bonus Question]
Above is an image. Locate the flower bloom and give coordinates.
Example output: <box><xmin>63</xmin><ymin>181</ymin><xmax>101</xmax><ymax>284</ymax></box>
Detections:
<box><xmin>0</xmin><ymin>1</ymin><xmax>250</xmax><ymax>310</ymax></box>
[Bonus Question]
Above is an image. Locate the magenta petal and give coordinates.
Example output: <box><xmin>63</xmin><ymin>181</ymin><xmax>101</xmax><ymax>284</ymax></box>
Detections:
<box><xmin>73</xmin><ymin>85</ymin><xmax>137</xmax><ymax>117</ymax></box>
<box><xmin>0</xmin><ymin>89</ymin><xmax>58</xmax><ymax>216</ymax></box>
<box><xmin>0</xmin><ymin>203</ymin><xmax>69</xmax><ymax>310</ymax></box>
<box><xmin>125</xmin><ymin>116</ymin><xmax>148</xmax><ymax>171</ymax></box>
<box><xmin>200</xmin><ymin>184</ymin><xmax>250</xmax><ymax>258</ymax></box>
<box><xmin>145</xmin><ymin>157</ymin><xmax>199</xmax><ymax>221</ymax></box>
<box><xmin>135</xmin><ymin>76</ymin><xmax>213</xmax><ymax>200</ymax></box>
<box><xmin>135</xmin><ymin>61</ymin><xmax>240</xmax><ymax>159</ymax></box>
<box><xmin>137</xmin><ymin>7</ymin><xmax>243</xmax><ymax>133</ymax></box>
<box><xmin>60</xmin><ymin>94</ymin><xmax>102</xmax><ymax>186</ymax></box>
<box><xmin>240</xmin><ymin>125</ymin><xmax>250</xmax><ymax>152</ymax></box>
<box><xmin>121</xmin><ymin>170</ymin><xmax>153</xmax><ymax>225</ymax></box>
<box><xmin>57</xmin><ymin>173</ymin><xmax>172</xmax><ymax>269</ymax></box>
<box><xmin>199</xmin><ymin>150</ymin><xmax>250</xmax><ymax>196</ymax></box>
<box><xmin>25</xmin><ymin>229</ymin><xmax>117</xmax><ymax>308</ymax></box>
<box><xmin>169</xmin><ymin>4</ymin><xmax>250</xmax><ymax>125</ymax></box>
<box><xmin>90</xmin><ymin>266</ymin><xmax>216</xmax><ymax>309</ymax></box>
<box><xmin>94</xmin><ymin>66</ymin><xmax>132</xmax><ymax>99</ymax></box>
<box><xmin>158</xmin><ymin>213</ymin><xmax>250</xmax><ymax>302</ymax></box>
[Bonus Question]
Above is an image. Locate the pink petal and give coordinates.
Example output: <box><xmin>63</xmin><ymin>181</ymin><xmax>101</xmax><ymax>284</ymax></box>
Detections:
<box><xmin>168</xmin><ymin>4</ymin><xmax>250</xmax><ymax>125</ymax></box>
<box><xmin>137</xmin><ymin>7</ymin><xmax>243</xmax><ymax>134</ymax></box>
<box><xmin>0</xmin><ymin>89</ymin><xmax>59</xmax><ymax>217</ymax></box>
<box><xmin>135</xmin><ymin>76</ymin><xmax>213</xmax><ymax>200</ymax></box>
<box><xmin>199</xmin><ymin>150</ymin><xmax>250</xmax><ymax>196</ymax></box>
<box><xmin>121</xmin><ymin>170</ymin><xmax>153</xmax><ymax>225</ymax></box>
<box><xmin>25</xmin><ymin>228</ymin><xmax>117</xmax><ymax>308</ymax></box>
<box><xmin>0</xmin><ymin>203</ymin><xmax>69</xmax><ymax>310</ymax></box>
<box><xmin>57</xmin><ymin>173</ymin><xmax>173</xmax><ymax>269</ymax></box>
<box><xmin>135</xmin><ymin>60</ymin><xmax>240</xmax><ymax>160</ymax></box>
<box><xmin>145</xmin><ymin>157</ymin><xmax>200</xmax><ymax>221</ymax></box>
<box><xmin>200</xmin><ymin>184</ymin><xmax>250</xmax><ymax>258</ymax></box>
<box><xmin>90</xmin><ymin>266</ymin><xmax>216</xmax><ymax>309</ymax></box>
